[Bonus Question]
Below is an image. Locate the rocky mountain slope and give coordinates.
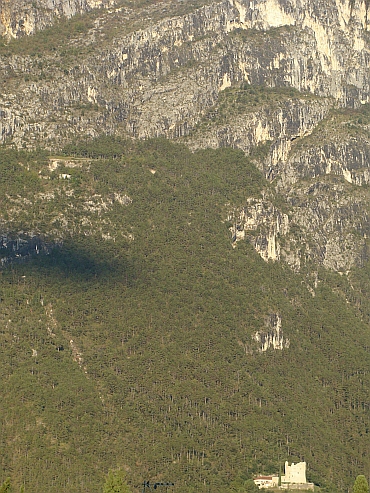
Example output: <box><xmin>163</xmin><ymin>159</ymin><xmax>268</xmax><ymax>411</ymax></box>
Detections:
<box><xmin>0</xmin><ymin>0</ymin><xmax>369</xmax><ymax>146</ymax></box>
<box><xmin>1</xmin><ymin>0</ymin><xmax>370</xmax><ymax>272</ymax></box>
<box><xmin>1</xmin><ymin>0</ymin><xmax>370</xmax><ymax>492</ymax></box>
<box><xmin>0</xmin><ymin>0</ymin><xmax>115</xmax><ymax>38</ymax></box>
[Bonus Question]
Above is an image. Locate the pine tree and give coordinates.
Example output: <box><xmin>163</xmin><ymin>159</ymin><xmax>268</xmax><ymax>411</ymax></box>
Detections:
<box><xmin>244</xmin><ymin>479</ymin><xmax>259</xmax><ymax>493</ymax></box>
<box><xmin>353</xmin><ymin>476</ymin><xmax>369</xmax><ymax>493</ymax></box>
<box><xmin>0</xmin><ymin>478</ymin><xmax>11</xmax><ymax>493</ymax></box>
<box><xmin>103</xmin><ymin>470</ymin><xmax>131</xmax><ymax>493</ymax></box>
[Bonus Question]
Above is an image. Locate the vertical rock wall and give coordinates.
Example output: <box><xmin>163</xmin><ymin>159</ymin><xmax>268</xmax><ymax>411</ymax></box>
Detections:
<box><xmin>0</xmin><ymin>0</ymin><xmax>115</xmax><ymax>38</ymax></box>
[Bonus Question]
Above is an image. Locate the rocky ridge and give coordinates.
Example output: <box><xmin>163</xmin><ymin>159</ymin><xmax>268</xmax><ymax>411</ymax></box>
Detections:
<box><xmin>0</xmin><ymin>0</ymin><xmax>115</xmax><ymax>38</ymax></box>
<box><xmin>1</xmin><ymin>0</ymin><xmax>370</xmax><ymax>273</ymax></box>
<box><xmin>0</xmin><ymin>0</ymin><xmax>369</xmax><ymax>146</ymax></box>
<box><xmin>1</xmin><ymin>4</ymin><xmax>370</xmax><ymax>489</ymax></box>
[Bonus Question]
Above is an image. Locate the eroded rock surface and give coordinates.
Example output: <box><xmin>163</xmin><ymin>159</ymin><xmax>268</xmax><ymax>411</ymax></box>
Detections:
<box><xmin>0</xmin><ymin>0</ymin><xmax>114</xmax><ymax>38</ymax></box>
<box><xmin>1</xmin><ymin>0</ymin><xmax>370</xmax><ymax>274</ymax></box>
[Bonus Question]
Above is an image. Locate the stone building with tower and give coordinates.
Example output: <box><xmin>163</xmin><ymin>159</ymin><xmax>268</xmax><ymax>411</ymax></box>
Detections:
<box><xmin>281</xmin><ymin>461</ymin><xmax>307</xmax><ymax>485</ymax></box>
<box><xmin>254</xmin><ymin>461</ymin><xmax>314</xmax><ymax>490</ymax></box>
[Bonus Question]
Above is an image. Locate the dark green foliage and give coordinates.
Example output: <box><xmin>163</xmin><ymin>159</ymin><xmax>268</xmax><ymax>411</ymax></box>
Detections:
<box><xmin>62</xmin><ymin>136</ymin><xmax>131</xmax><ymax>160</ymax></box>
<box><xmin>244</xmin><ymin>480</ymin><xmax>260</xmax><ymax>493</ymax></box>
<box><xmin>230</xmin><ymin>476</ymin><xmax>259</xmax><ymax>493</ymax></box>
<box><xmin>0</xmin><ymin>147</ymin><xmax>45</xmax><ymax>197</ymax></box>
<box><xmin>0</xmin><ymin>140</ymin><xmax>370</xmax><ymax>493</ymax></box>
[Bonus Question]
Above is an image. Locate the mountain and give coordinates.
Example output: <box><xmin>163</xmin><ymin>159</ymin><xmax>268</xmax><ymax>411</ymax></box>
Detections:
<box><xmin>0</xmin><ymin>0</ymin><xmax>115</xmax><ymax>38</ymax></box>
<box><xmin>1</xmin><ymin>1</ymin><xmax>370</xmax><ymax>492</ymax></box>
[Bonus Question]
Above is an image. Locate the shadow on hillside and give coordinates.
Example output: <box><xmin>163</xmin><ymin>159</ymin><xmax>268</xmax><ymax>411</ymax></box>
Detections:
<box><xmin>0</xmin><ymin>233</ymin><xmax>135</xmax><ymax>283</ymax></box>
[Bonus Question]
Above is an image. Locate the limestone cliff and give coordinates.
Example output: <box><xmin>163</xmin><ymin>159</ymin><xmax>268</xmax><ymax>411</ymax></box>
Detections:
<box><xmin>1</xmin><ymin>0</ymin><xmax>370</xmax><ymax>146</ymax></box>
<box><xmin>0</xmin><ymin>0</ymin><xmax>114</xmax><ymax>38</ymax></box>
<box><xmin>1</xmin><ymin>0</ymin><xmax>370</xmax><ymax>275</ymax></box>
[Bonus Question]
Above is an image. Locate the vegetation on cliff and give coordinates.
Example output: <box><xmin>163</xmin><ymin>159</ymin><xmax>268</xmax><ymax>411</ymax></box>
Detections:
<box><xmin>1</xmin><ymin>0</ymin><xmax>370</xmax><ymax>491</ymax></box>
<box><xmin>0</xmin><ymin>139</ymin><xmax>370</xmax><ymax>493</ymax></box>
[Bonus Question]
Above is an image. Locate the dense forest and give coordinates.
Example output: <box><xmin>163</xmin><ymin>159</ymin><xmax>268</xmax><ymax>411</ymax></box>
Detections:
<box><xmin>1</xmin><ymin>138</ymin><xmax>370</xmax><ymax>493</ymax></box>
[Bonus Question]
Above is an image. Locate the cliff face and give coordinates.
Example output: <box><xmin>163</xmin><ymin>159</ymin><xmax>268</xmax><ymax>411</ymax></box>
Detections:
<box><xmin>1</xmin><ymin>0</ymin><xmax>370</xmax><ymax>146</ymax></box>
<box><xmin>2</xmin><ymin>3</ymin><xmax>370</xmax><ymax>491</ymax></box>
<box><xmin>1</xmin><ymin>0</ymin><xmax>370</xmax><ymax>274</ymax></box>
<box><xmin>230</xmin><ymin>179</ymin><xmax>369</xmax><ymax>272</ymax></box>
<box><xmin>0</xmin><ymin>0</ymin><xmax>114</xmax><ymax>38</ymax></box>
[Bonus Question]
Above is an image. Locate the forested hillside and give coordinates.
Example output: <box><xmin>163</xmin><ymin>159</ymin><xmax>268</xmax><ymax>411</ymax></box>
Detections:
<box><xmin>1</xmin><ymin>0</ymin><xmax>370</xmax><ymax>491</ymax></box>
<box><xmin>1</xmin><ymin>138</ymin><xmax>370</xmax><ymax>493</ymax></box>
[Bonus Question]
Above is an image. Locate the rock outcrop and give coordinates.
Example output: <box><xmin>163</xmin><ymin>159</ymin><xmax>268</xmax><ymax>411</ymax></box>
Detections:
<box><xmin>1</xmin><ymin>0</ymin><xmax>370</xmax><ymax>274</ymax></box>
<box><xmin>252</xmin><ymin>314</ymin><xmax>290</xmax><ymax>352</ymax></box>
<box><xmin>0</xmin><ymin>0</ymin><xmax>114</xmax><ymax>38</ymax></box>
<box><xmin>0</xmin><ymin>0</ymin><xmax>370</xmax><ymax>146</ymax></box>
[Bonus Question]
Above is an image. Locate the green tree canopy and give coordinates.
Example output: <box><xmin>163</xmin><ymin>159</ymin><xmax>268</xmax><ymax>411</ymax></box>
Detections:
<box><xmin>229</xmin><ymin>477</ymin><xmax>259</xmax><ymax>493</ymax></box>
<box><xmin>244</xmin><ymin>479</ymin><xmax>260</xmax><ymax>493</ymax></box>
<box><xmin>353</xmin><ymin>476</ymin><xmax>369</xmax><ymax>493</ymax></box>
<box><xmin>0</xmin><ymin>478</ymin><xmax>11</xmax><ymax>493</ymax></box>
<box><xmin>103</xmin><ymin>470</ymin><xmax>131</xmax><ymax>493</ymax></box>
